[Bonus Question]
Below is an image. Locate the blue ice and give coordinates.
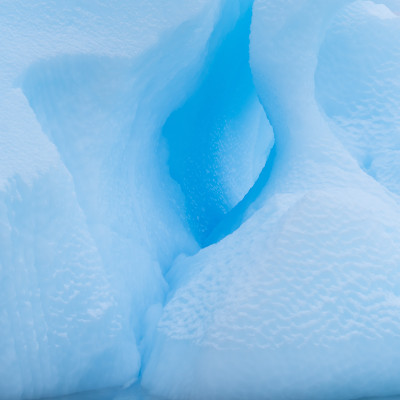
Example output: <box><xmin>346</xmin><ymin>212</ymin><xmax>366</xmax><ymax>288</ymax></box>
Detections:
<box><xmin>1</xmin><ymin>1</ymin><xmax>400</xmax><ymax>400</ymax></box>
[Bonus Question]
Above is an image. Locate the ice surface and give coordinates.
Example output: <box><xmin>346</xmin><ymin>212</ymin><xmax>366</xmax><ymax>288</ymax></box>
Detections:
<box><xmin>142</xmin><ymin>1</ymin><xmax>400</xmax><ymax>400</ymax></box>
<box><xmin>42</xmin><ymin>387</ymin><xmax>400</xmax><ymax>400</ymax></box>
<box><xmin>162</xmin><ymin>5</ymin><xmax>273</xmax><ymax>244</ymax></box>
<box><xmin>315</xmin><ymin>1</ymin><xmax>400</xmax><ymax>195</ymax></box>
<box><xmin>44</xmin><ymin>384</ymin><xmax>161</xmax><ymax>400</ymax></box>
<box><xmin>0</xmin><ymin>0</ymin><xmax>222</xmax><ymax>398</ymax></box>
<box><xmin>2</xmin><ymin>0</ymin><xmax>400</xmax><ymax>400</ymax></box>
<box><xmin>0</xmin><ymin>0</ymin><xmax>268</xmax><ymax>399</ymax></box>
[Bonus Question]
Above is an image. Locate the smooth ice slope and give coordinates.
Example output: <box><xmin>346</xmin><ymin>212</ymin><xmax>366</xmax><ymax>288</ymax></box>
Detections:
<box><xmin>143</xmin><ymin>2</ymin><xmax>400</xmax><ymax>400</ymax></box>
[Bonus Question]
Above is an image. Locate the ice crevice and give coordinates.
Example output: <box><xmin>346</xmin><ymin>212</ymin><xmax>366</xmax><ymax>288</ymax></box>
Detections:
<box><xmin>160</xmin><ymin>2</ymin><xmax>274</xmax><ymax>248</ymax></box>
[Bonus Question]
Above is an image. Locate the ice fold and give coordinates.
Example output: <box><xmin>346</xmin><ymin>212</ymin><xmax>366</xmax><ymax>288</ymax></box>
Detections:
<box><xmin>0</xmin><ymin>1</ymin><xmax>221</xmax><ymax>398</ymax></box>
<box><xmin>142</xmin><ymin>1</ymin><xmax>400</xmax><ymax>399</ymax></box>
<box><xmin>2</xmin><ymin>0</ymin><xmax>400</xmax><ymax>399</ymax></box>
<box><xmin>0</xmin><ymin>0</ymin><xmax>271</xmax><ymax>398</ymax></box>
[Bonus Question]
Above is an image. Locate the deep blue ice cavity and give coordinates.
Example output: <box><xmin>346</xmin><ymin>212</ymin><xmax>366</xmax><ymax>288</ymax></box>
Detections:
<box><xmin>162</xmin><ymin>6</ymin><xmax>267</xmax><ymax>245</ymax></box>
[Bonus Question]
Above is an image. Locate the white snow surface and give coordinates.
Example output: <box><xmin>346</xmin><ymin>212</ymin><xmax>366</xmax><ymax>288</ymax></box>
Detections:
<box><xmin>1</xmin><ymin>0</ymin><xmax>400</xmax><ymax>400</ymax></box>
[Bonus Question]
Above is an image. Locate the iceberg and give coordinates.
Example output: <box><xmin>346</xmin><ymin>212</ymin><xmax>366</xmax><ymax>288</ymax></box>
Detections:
<box><xmin>1</xmin><ymin>0</ymin><xmax>400</xmax><ymax>399</ymax></box>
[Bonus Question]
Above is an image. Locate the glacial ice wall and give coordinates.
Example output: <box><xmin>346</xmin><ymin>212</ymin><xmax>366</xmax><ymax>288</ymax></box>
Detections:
<box><xmin>1</xmin><ymin>1</ymin><xmax>400</xmax><ymax>400</ymax></box>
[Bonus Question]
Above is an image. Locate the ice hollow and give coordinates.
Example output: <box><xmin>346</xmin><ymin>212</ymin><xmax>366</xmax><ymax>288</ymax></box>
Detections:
<box><xmin>162</xmin><ymin>5</ymin><xmax>273</xmax><ymax>245</ymax></box>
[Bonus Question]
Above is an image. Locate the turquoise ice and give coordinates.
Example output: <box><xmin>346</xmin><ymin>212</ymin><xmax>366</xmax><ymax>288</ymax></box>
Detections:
<box><xmin>1</xmin><ymin>1</ymin><xmax>400</xmax><ymax>399</ymax></box>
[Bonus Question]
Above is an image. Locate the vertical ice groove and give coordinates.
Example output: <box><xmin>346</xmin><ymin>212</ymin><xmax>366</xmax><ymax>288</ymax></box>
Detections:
<box><xmin>161</xmin><ymin>0</ymin><xmax>274</xmax><ymax>247</ymax></box>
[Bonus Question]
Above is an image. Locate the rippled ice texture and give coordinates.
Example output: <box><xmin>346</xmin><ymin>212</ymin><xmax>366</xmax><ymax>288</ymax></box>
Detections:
<box><xmin>1</xmin><ymin>1</ymin><xmax>400</xmax><ymax>400</ymax></box>
<box><xmin>46</xmin><ymin>387</ymin><xmax>400</xmax><ymax>400</ymax></box>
